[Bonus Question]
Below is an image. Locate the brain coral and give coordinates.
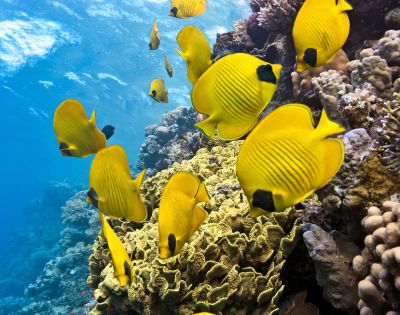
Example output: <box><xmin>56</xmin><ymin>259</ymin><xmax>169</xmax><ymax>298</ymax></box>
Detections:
<box><xmin>352</xmin><ymin>198</ymin><xmax>400</xmax><ymax>315</ymax></box>
<box><xmin>87</xmin><ymin>141</ymin><xmax>301</xmax><ymax>315</ymax></box>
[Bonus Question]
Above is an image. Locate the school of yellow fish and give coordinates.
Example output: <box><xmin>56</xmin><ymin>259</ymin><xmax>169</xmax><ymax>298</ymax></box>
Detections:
<box><xmin>52</xmin><ymin>0</ymin><xmax>352</xmax><ymax>308</ymax></box>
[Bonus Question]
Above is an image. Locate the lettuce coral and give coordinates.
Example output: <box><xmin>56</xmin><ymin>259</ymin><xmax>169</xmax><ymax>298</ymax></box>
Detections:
<box><xmin>87</xmin><ymin>141</ymin><xmax>301</xmax><ymax>315</ymax></box>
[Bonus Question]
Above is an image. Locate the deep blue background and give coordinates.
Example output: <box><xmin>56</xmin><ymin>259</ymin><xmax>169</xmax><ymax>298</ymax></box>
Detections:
<box><xmin>0</xmin><ymin>0</ymin><xmax>249</xmax><ymax>298</ymax></box>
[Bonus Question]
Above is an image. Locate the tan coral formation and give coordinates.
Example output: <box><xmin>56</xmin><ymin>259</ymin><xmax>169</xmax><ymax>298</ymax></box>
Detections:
<box><xmin>352</xmin><ymin>198</ymin><xmax>400</xmax><ymax>315</ymax></box>
<box><xmin>87</xmin><ymin>142</ymin><xmax>301</xmax><ymax>315</ymax></box>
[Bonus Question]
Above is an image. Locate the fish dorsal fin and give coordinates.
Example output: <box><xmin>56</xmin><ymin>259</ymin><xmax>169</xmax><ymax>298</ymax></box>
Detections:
<box><xmin>176</xmin><ymin>49</ymin><xmax>188</xmax><ymax>61</ymax></box>
<box><xmin>255</xmin><ymin>104</ymin><xmax>315</xmax><ymax>136</ymax></box>
<box><xmin>188</xmin><ymin>205</ymin><xmax>208</xmax><ymax>237</ymax></box>
<box><xmin>194</xmin><ymin>182</ymin><xmax>209</xmax><ymax>203</ymax></box>
<box><xmin>132</xmin><ymin>169</ymin><xmax>146</xmax><ymax>191</ymax></box>
<box><xmin>89</xmin><ymin>110</ymin><xmax>96</xmax><ymax>127</ymax></box>
<box><xmin>315</xmin><ymin>108</ymin><xmax>346</xmax><ymax>140</ymax></box>
<box><xmin>336</xmin><ymin>0</ymin><xmax>352</xmax><ymax>12</ymax></box>
<box><xmin>152</xmin><ymin>19</ymin><xmax>158</xmax><ymax>32</ymax></box>
<box><xmin>318</xmin><ymin>138</ymin><xmax>345</xmax><ymax>189</ymax></box>
<box><xmin>164</xmin><ymin>172</ymin><xmax>202</xmax><ymax>199</ymax></box>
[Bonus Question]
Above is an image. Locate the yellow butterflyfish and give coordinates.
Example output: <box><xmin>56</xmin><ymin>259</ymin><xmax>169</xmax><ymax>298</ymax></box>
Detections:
<box><xmin>149</xmin><ymin>19</ymin><xmax>160</xmax><ymax>50</ymax></box>
<box><xmin>169</xmin><ymin>0</ymin><xmax>207</xmax><ymax>18</ymax></box>
<box><xmin>165</xmin><ymin>54</ymin><xmax>173</xmax><ymax>78</ymax></box>
<box><xmin>87</xmin><ymin>145</ymin><xmax>148</xmax><ymax>222</ymax></box>
<box><xmin>53</xmin><ymin>99</ymin><xmax>114</xmax><ymax>157</ymax></box>
<box><xmin>99</xmin><ymin>211</ymin><xmax>134</xmax><ymax>287</ymax></box>
<box><xmin>176</xmin><ymin>26</ymin><xmax>212</xmax><ymax>85</ymax></box>
<box><xmin>158</xmin><ymin>172</ymin><xmax>209</xmax><ymax>258</ymax></box>
<box><xmin>149</xmin><ymin>79</ymin><xmax>168</xmax><ymax>103</ymax></box>
<box><xmin>236</xmin><ymin>104</ymin><xmax>345</xmax><ymax>217</ymax></box>
<box><xmin>293</xmin><ymin>0</ymin><xmax>352</xmax><ymax>72</ymax></box>
<box><xmin>191</xmin><ymin>53</ymin><xmax>282</xmax><ymax>140</ymax></box>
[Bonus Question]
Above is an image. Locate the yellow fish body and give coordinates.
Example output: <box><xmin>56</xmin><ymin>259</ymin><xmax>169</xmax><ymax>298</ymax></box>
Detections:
<box><xmin>149</xmin><ymin>79</ymin><xmax>168</xmax><ymax>103</ymax></box>
<box><xmin>158</xmin><ymin>172</ymin><xmax>209</xmax><ymax>258</ymax></box>
<box><xmin>191</xmin><ymin>53</ymin><xmax>282</xmax><ymax>140</ymax></box>
<box><xmin>99</xmin><ymin>212</ymin><xmax>134</xmax><ymax>287</ymax></box>
<box><xmin>236</xmin><ymin>104</ymin><xmax>345</xmax><ymax>217</ymax></box>
<box><xmin>293</xmin><ymin>0</ymin><xmax>352</xmax><ymax>72</ymax></box>
<box><xmin>176</xmin><ymin>26</ymin><xmax>212</xmax><ymax>85</ymax></box>
<box><xmin>169</xmin><ymin>0</ymin><xmax>207</xmax><ymax>18</ymax></box>
<box><xmin>149</xmin><ymin>19</ymin><xmax>160</xmax><ymax>50</ymax></box>
<box><xmin>53</xmin><ymin>99</ymin><xmax>114</xmax><ymax>157</ymax></box>
<box><xmin>165</xmin><ymin>54</ymin><xmax>173</xmax><ymax>78</ymax></box>
<box><xmin>87</xmin><ymin>145</ymin><xmax>148</xmax><ymax>222</ymax></box>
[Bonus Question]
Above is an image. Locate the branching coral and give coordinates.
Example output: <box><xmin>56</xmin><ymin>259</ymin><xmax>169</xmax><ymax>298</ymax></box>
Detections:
<box><xmin>352</xmin><ymin>198</ymin><xmax>400</xmax><ymax>314</ymax></box>
<box><xmin>136</xmin><ymin>106</ymin><xmax>213</xmax><ymax>177</ymax></box>
<box><xmin>88</xmin><ymin>142</ymin><xmax>301</xmax><ymax>315</ymax></box>
<box><xmin>256</xmin><ymin>0</ymin><xmax>303</xmax><ymax>33</ymax></box>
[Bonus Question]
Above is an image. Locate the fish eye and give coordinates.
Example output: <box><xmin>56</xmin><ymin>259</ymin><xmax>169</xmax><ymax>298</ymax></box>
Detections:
<box><xmin>151</xmin><ymin>90</ymin><xmax>157</xmax><ymax>97</ymax></box>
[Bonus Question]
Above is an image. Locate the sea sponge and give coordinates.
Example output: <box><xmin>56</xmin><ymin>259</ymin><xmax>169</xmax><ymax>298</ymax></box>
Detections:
<box><xmin>352</xmin><ymin>198</ymin><xmax>400</xmax><ymax>314</ymax></box>
<box><xmin>87</xmin><ymin>142</ymin><xmax>301</xmax><ymax>315</ymax></box>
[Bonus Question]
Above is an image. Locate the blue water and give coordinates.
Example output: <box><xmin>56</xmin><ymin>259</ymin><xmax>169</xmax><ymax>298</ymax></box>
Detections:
<box><xmin>0</xmin><ymin>0</ymin><xmax>250</xmax><ymax>306</ymax></box>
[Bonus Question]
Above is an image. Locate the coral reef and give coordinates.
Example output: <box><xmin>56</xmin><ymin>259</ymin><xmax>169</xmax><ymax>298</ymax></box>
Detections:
<box><xmin>22</xmin><ymin>191</ymin><xmax>99</xmax><ymax>314</ymax></box>
<box><xmin>352</xmin><ymin>198</ymin><xmax>400</xmax><ymax>314</ymax></box>
<box><xmin>377</xmin><ymin>93</ymin><xmax>400</xmax><ymax>173</ymax></box>
<box><xmin>136</xmin><ymin>106</ymin><xmax>214</xmax><ymax>177</ymax></box>
<box><xmin>88</xmin><ymin>142</ymin><xmax>301</xmax><ymax>315</ymax></box>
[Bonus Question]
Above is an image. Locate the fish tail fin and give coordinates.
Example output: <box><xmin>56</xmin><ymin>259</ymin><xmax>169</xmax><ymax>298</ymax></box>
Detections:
<box><xmin>316</xmin><ymin>108</ymin><xmax>346</xmax><ymax>139</ymax></box>
<box><xmin>195</xmin><ymin>117</ymin><xmax>216</xmax><ymax>139</ymax></box>
<box><xmin>132</xmin><ymin>169</ymin><xmax>146</xmax><ymax>189</ymax></box>
<box><xmin>195</xmin><ymin>182</ymin><xmax>209</xmax><ymax>203</ymax></box>
<box><xmin>337</xmin><ymin>0</ymin><xmax>352</xmax><ymax>11</ymax></box>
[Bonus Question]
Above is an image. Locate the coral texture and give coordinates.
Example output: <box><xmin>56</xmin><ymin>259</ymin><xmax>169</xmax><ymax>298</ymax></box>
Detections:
<box><xmin>88</xmin><ymin>142</ymin><xmax>301</xmax><ymax>315</ymax></box>
<box><xmin>136</xmin><ymin>106</ymin><xmax>213</xmax><ymax>177</ymax></box>
<box><xmin>352</xmin><ymin>198</ymin><xmax>400</xmax><ymax>314</ymax></box>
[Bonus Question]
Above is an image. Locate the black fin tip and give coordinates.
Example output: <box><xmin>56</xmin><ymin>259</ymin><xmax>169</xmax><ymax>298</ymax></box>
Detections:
<box><xmin>252</xmin><ymin>189</ymin><xmax>275</xmax><ymax>212</ymax></box>
<box><xmin>101</xmin><ymin>125</ymin><xmax>115</xmax><ymax>140</ymax></box>
<box><xmin>256</xmin><ymin>65</ymin><xmax>277</xmax><ymax>84</ymax></box>
<box><xmin>303</xmin><ymin>48</ymin><xmax>317</xmax><ymax>67</ymax></box>
<box><xmin>168</xmin><ymin>234</ymin><xmax>176</xmax><ymax>256</ymax></box>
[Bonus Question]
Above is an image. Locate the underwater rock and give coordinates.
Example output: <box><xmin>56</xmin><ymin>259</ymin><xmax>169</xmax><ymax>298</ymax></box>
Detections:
<box><xmin>136</xmin><ymin>106</ymin><xmax>214</xmax><ymax>177</ymax></box>
<box><xmin>302</xmin><ymin>224</ymin><xmax>360</xmax><ymax>313</ymax></box>
<box><xmin>352</xmin><ymin>198</ymin><xmax>400</xmax><ymax>314</ymax></box>
<box><xmin>88</xmin><ymin>141</ymin><xmax>301</xmax><ymax>315</ymax></box>
<box><xmin>385</xmin><ymin>7</ymin><xmax>400</xmax><ymax>29</ymax></box>
<box><xmin>23</xmin><ymin>191</ymin><xmax>99</xmax><ymax>314</ymax></box>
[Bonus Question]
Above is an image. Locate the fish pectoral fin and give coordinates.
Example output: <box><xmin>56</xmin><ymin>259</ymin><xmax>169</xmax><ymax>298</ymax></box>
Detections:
<box><xmin>195</xmin><ymin>182</ymin><xmax>209</xmax><ymax>203</ymax></box>
<box><xmin>101</xmin><ymin>125</ymin><xmax>115</xmax><ymax>140</ymax></box>
<box><xmin>195</xmin><ymin>117</ymin><xmax>216</xmax><ymax>139</ymax></box>
<box><xmin>337</xmin><ymin>0</ymin><xmax>352</xmax><ymax>12</ymax></box>
<box><xmin>188</xmin><ymin>206</ymin><xmax>208</xmax><ymax>237</ymax></box>
<box><xmin>318</xmin><ymin>138</ymin><xmax>345</xmax><ymax>189</ymax></box>
<box><xmin>217</xmin><ymin>117</ymin><xmax>258</xmax><ymax>140</ymax></box>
